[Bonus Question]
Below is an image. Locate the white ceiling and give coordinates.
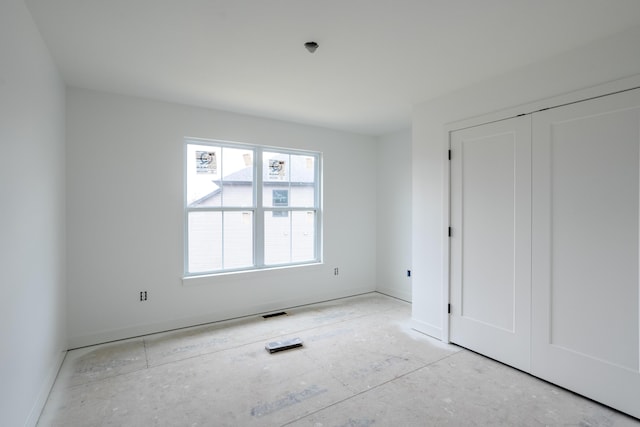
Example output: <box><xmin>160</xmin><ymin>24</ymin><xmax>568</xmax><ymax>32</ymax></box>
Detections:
<box><xmin>25</xmin><ymin>0</ymin><xmax>640</xmax><ymax>136</ymax></box>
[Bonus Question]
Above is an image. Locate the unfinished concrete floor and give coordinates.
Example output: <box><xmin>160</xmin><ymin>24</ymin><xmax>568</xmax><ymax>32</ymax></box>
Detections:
<box><xmin>38</xmin><ymin>293</ymin><xmax>639</xmax><ymax>426</ymax></box>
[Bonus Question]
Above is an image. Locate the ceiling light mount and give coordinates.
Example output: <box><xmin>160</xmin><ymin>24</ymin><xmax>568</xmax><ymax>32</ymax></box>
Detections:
<box><xmin>304</xmin><ymin>41</ymin><xmax>319</xmax><ymax>53</ymax></box>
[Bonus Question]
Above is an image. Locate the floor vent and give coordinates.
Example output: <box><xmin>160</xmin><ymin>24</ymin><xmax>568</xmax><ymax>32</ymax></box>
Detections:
<box><xmin>262</xmin><ymin>311</ymin><xmax>287</xmax><ymax>319</ymax></box>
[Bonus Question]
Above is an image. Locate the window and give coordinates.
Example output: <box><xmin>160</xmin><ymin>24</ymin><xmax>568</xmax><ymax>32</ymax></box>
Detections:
<box><xmin>185</xmin><ymin>139</ymin><xmax>321</xmax><ymax>275</ymax></box>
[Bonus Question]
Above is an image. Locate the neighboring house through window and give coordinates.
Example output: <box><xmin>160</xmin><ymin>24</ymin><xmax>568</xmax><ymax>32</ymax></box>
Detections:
<box><xmin>185</xmin><ymin>139</ymin><xmax>321</xmax><ymax>275</ymax></box>
<box><xmin>272</xmin><ymin>189</ymin><xmax>289</xmax><ymax>217</ymax></box>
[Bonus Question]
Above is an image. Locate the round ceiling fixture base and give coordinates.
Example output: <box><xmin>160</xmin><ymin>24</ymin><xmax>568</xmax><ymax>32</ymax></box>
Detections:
<box><xmin>304</xmin><ymin>41</ymin><xmax>319</xmax><ymax>53</ymax></box>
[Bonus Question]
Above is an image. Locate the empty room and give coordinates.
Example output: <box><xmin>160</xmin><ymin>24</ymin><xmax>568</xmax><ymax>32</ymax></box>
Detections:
<box><xmin>2</xmin><ymin>0</ymin><xmax>640</xmax><ymax>425</ymax></box>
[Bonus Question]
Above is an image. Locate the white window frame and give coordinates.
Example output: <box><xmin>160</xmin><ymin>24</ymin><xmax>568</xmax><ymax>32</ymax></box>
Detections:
<box><xmin>184</xmin><ymin>138</ymin><xmax>322</xmax><ymax>277</ymax></box>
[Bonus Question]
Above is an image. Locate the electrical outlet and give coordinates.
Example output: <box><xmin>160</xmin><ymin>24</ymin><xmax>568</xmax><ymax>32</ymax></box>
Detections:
<box><xmin>334</xmin><ymin>267</ymin><xmax>339</xmax><ymax>276</ymax></box>
<box><xmin>140</xmin><ymin>291</ymin><xmax>148</xmax><ymax>301</ymax></box>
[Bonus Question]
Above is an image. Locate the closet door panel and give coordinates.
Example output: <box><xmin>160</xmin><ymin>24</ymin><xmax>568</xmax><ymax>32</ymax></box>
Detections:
<box><xmin>450</xmin><ymin>115</ymin><xmax>532</xmax><ymax>371</ymax></box>
<box><xmin>532</xmin><ymin>89</ymin><xmax>640</xmax><ymax>418</ymax></box>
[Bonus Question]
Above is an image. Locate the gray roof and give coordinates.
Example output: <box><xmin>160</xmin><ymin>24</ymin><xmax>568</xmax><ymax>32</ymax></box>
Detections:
<box><xmin>215</xmin><ymin>156</ymin><xmax>315</xmax><ymax>184</ymax></box>
<box><xmin>191</xmin><ymin>157</ymin><xmax>315</xmax><ymax>206</ymax></box>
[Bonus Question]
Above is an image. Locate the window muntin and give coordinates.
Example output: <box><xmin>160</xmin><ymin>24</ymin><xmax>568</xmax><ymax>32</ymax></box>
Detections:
<box><xmin>185</xmin><ymin>139</ymin><xmax>321</xmax><ymax>276</ymax></box>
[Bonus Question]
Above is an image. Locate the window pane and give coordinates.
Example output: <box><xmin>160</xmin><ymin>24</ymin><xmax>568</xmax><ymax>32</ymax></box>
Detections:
<box><xmin>187</xmin><ymin>144</ymin><xmax>222</xmax><ymax>207</ymax></box>
<box><xmin>290</xmin><ymin>155</ymin><xmax>316</xmax><ymax>207</ymax></box>
<box><xmin>221</xmin><ymin>147</ymin><xmax>253</xmax><ymax>207</ymax></box>
<box><xmin>223</xmin><ymin>211</ymin><xmax>254</xmax><ymax>269</ymax></box>
<box><xmin>188</xmin><ymin>211</ymin><xmax>222</xmax><ymax>273</ymax></box>
<box><xmin>264</xmin><ymin>211</ymin><xmax>290</xmax><ymax>265</ymax></box>
<box><xmin>290</xmin><ymin>186</ymin><xmax>314</xmax><ymax>208</ymax></box>
<box><xmin>263</xmin><ymin>152</ymin><xmax>289</xmax><ymax>208</ymax></box>
<box><xmin>292</xmin><ymin>211</ymin><xmax>316</xmax><ymax>262</ymax></box>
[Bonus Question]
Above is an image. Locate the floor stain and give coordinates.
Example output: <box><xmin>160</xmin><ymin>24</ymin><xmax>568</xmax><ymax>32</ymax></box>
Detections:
<box><xmin>250</xmin><ymin>384</ymin><xmax>328</xmax><ymax>417</ymax></box>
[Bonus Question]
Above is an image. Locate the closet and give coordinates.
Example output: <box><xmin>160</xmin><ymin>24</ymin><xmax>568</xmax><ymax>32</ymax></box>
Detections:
<box><xmin>449</xmin><ymin>88</ymin><xmax>640</xmax><ymax>418</ymax></box>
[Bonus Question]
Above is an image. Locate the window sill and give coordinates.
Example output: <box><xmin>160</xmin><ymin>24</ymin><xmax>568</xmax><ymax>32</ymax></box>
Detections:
<box><xmin>182</xmin><ymin>262</ymin><xmax>324</xmax><ymax>287</ymax></box>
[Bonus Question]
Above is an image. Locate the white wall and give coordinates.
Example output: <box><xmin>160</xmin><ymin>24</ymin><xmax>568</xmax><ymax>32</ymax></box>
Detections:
<box><xmin>0</xmin><ymin>1</ymin><xmax>67</xmax><ymax>426</ymax></box>
<box><xmin>412</xmin><ymin>25</ymin><xmax>640</xmax><ymax>340</ymax></box>
<box><xmin>376</xmin><ymin>129</ymin><xmax>412</xmax><ymax>301</ymax></box>
<box><xmin>66</xmin><ymin>88</ymin><xmax>378</xmax><ymax>348</ymax></box>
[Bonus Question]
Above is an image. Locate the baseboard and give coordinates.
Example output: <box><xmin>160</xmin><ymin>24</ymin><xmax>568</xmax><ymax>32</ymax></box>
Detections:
<box><xmin>25</xmin><ymin>348</ymin><xmax>66</xmax><ymax>427</ymax></box>
<box><xmin>411</xmin><ymin>318</ymin><xmax>444</xmax><ymax>342</ymax></box>
<box><xmin>376</xmin><ymin>287</ymin><xmax>411</xmax><ymax>303</ymax></box>
<box><xmin>68</xmin><ymin>287</ymin><xmax>376</xmax><ymax>349</ymax></box>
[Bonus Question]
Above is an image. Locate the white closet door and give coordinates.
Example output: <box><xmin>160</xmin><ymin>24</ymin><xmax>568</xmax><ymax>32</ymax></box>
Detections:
<box><xmin>532</xmin><ymin>89</ymin><xmax>640</xmax><ymax>418</ymax></box>
<box><xmin>450</xmin><ymin>115</ymin><xmax>532</xmax><ymax>371</ymax></box>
